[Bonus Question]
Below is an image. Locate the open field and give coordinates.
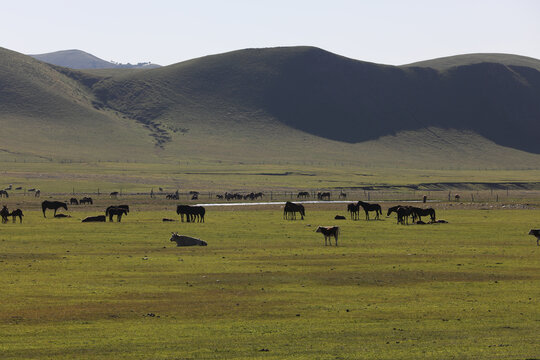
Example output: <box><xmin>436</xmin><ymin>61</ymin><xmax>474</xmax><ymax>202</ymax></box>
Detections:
<box><xmin>0</xmin><ymin>199</ymin><xmax>538</xmax><ymax>359</ymax></box>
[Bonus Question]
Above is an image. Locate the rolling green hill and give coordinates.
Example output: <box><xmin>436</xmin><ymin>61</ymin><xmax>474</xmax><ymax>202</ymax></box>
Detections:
<box><xmin>1</xmin><ymin>46</ymin><xmax>540</xmax><ymax>170</ymax></box>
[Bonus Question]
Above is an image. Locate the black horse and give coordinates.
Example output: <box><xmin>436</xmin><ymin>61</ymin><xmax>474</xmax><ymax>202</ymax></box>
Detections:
<box><xmin>176</xmin><ymin>205</ymin><xmax>206</xmax><ymax>223</ymax></box>
<box><xmin>387</xmin><ymin>205</ymin><xmax>413</xmax><ymax>225</ymax></box>
<box><xmin>297</xmin><ymin>191</ymin><xmax>310</xmax><ymax>199</ymax></box>
<box><xmin>317</xmin><ymin>192</ymin><xmax>331</xmax><ymax>200</ymax></box>
<box><xmin>105</xmin><ymin>205</ymin><xmax>129</xmax><ymax>218</ymax></box>
<box><xmin>0</xmin><ymin>190</ymin><xmax>9</xmax><ymax>198</ymax></box>
<box><xmin>8</xmin><ymin>209</ymin><xmax>23</xmax><ymax>223</ymax></box>
<box><xmin>42</xmin><ymin>201</ymin><xmax>68</xmax><ymax>218</ymax></box>
<box><xmin>347</xmin><ymin>203</ymin><xmax>359</xmax><ymax>220</ymax></box>
<box><xmin>70</xmin><ymin>198</ymin><xmax>79</xmax><ymax>205</ymax></box>
<box><xmin>284</xmin><ymin>201</ymin><xmax>305</xmax><ymax>220</ymax></box>
<box><xmin>411</xmin><ymin>207</ymin><xmax>436</xmax><ymax>223</ymax></box>
<box><xmin>357</xmin><ymin>201</ymin><xmax>382</xmax><ymax>220</ymax></box>
<box><xmin>80</xmin><ymin>197</ymin><xmax>93</xmax><ymax>205</ymax></box>
<box><xmin>107</xmin><ymin>207</ymin><xmax>128</xmax><ymax>222</ymax></box>
<box><xmin>0</xmin><ymin>205</ymin><xmax>9</xmax><ymax>223</ymax></box>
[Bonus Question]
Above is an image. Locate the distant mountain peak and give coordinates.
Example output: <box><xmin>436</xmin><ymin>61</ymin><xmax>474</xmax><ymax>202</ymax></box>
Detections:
<box><xmin>29</xmin><ymin>49</ymin><xmax>161</xmax><ymax>69</ymax></box>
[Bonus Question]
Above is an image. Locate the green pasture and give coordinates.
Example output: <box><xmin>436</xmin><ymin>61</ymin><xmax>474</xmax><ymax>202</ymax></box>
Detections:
<box><xmin>2</xmin><ymin>160</ymin><xmax>540</xmax><ymax>194</ymax></box>
<box><xmin>0</xmin><ymin>205</ymin><xmax>538</xmax><ymax>359</ymax></box>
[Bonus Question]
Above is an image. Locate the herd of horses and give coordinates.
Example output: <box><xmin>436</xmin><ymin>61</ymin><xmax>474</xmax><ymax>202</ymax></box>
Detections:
<box><xmin>283</xmin><ymin>200</ymin><xmax>437</xmax><ymax>225</ymax></box>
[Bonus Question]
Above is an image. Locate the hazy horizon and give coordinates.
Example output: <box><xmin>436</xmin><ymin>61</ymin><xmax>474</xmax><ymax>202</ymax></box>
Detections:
<box><xmin>2</xmin><ymin>0</ymin><xmax>539</xmax><ymax>66</ymax></box>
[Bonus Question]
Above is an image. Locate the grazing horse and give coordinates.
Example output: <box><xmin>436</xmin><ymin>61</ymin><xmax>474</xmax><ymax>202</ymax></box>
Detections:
<box><xmin>0</xmin><ymin>190</ymin><xmax>9</xmax><ymax>198</ymax></box>
<box><xmin>316</xmin><ymin>226</ymin><xmax>340</xmax><ymax>246</ymax></box>
<box><xmin>297</xmin><ymin>191</ymin><xmax>310</xmax><ymax>199</ymax></box>
<box><xmin>387</xmin><ymin>205</ymin><xmax>411</xmax><ymax>224</ymax></box>
<box><xmin>106</xmin><ymin>207</ymin><xmax>128</xmax><ymax>222</ymax></box>
<box><xmin>528</xmin><ymin>229</ymin><xmax>540</xmax><ymax>246</ymax></box>
<box><xmin>357</xmin><ymin>201</ymin><xmax>382</xmax><ymax>220</ymax></box>
<box><xmin>410</xmin><ymin>207</ymin><xmax>436</xmax><ymax>223</ymax></box>
<box><xmin>70</xmin><ymin>198</ymin><xmax>79</xmax><ymax>205</ymax></box>
<box><xmin>176</xmin><ymin>205</ymin><xmax>206</xmax><ymax>223</ymax></box>
<box><xmin>110</xmin><ymin>191</ymin><xmax>119</xmax><ymax>198</ymax></box>
<box><xmin>339</xmin><ymin>191</ymin><xmax>347</xmax><ymax>199</ymax></box>
<box><xmin>0</xmin><ymin>205</ymin><xmax>9</xmax><ymax>223</ymax></box>
<box><xmin>317</xmin><ymin>192</ymin><xmax>331</xmax><ymax>200</ymax></box>
<box><xmin>82</xmin><ymin>215</ymin><xmax>106</xmax><ymax>222</ymax></box>
<box><xmin>41</xmin><ymin>201</ymin><xmax>68</xmax><ymax>218</ymax></box>
<box><xmin>170</xmin><ymin>233</ymin><xmax>208</xmax><ymax>246</ymax></box>
<box><xmin>284</xmin><ymin>201</ymin><xmax>305</xmax><ymax>220</ymax></box>
<box><xmin>347</xmin><ymin>203</ymin><xmax>359</xmax><ymax>220</ymax></box>
<box><xmin>8</xmin><ymin>209</ymin><xmax>23</xmax><ymax>223</ymax></box>
<box><xmin>79</xmin><ymin>197</ymin><xmax>93</xmax><ymax>205</ymax></box>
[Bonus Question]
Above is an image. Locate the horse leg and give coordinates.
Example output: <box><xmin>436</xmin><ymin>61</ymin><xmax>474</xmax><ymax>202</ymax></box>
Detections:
<box><xmin>117</xmin><ymin>214</ymin><xmax>122</xmax><ymax>222</ymax></box>
<box><xmin>335</xmin><ymin>235</ymin><xmax>338</xmax><ymax>246</ymax></box>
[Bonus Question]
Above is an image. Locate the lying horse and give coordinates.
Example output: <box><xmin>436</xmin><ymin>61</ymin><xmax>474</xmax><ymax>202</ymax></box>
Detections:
<box><xmin>42</xmin><ymin>201</ymin><xmax>68</xmax><ymax>218</ymax></box>
<box><xmin>82</xmin><ymin>215</ymin><xmax>106</xmax><ymax>222</ymax></box>
<box><xmin>357</xmin><ymin>201</ymin><xmax>382</xmax><ymax>220</ymax></box>
<box><xmin>170</xmin><ymin>232</ymin><xmax>207</xmax><ymax>246</ymax></box>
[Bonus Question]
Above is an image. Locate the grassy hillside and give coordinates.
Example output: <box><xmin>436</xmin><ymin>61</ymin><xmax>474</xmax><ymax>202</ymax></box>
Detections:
<box><xmin>1</xmin><ymin>46</ymin><xmax>540</xmax><ymax>172</ymax></box>
<box><xmin>29</xmin><ymin>49</ymin><xmax>161</xmax><ymax>69</ymax></box>
<box><xmin>404</xmin><ymin>53</ymin><xmax>540</xmax><ymax>72</ymax></box>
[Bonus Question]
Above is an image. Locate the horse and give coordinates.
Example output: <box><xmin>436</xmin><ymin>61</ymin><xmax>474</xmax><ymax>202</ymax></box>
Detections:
<box><xmin>317</xmin><ymin>192</ymin><xmax>331</xmax><ymax>200</ymax></box>
<box><xmin>0</xmin><ymin>190</ymin><xmax>9</xmax><ymax>198</ymax></box>
<box><xmin>170</xmin><ymin>233</ymin><xmax>207</xmax><ymax>246</ymax></box>
<box><xmin>41</xmin><ymin>201</ymin><xmax>68</xmax><ymax>218</ymax></box>
<box><xmin>347</xmin><ymin>203</ymin><xmax>359</xmax><ymax>220</ymax></box>
<box><xmin>110</xmin><ymin>191</ymin><xmax>119</xmax><ymax>198</ymax></box>
<box><xmin>35</xmin><ymin>190</ymin><xmax>41</xmax><ymax>197</ymax></box>
<box><xmin>107</xmin><ymin>207</ymin><xmax>128</xmax><ymax>222</ymax></box>
<box><xmin>0</xmin><ymin>205</ymin><xmax>9</xmax><ymax>223</ymax></box>
<box><xmin>387</xmin><ymin>205</ymin><xmax>412</xmax><ymax>225</ymax></box>
<box><xmin>105</xmin><ymin>205</ymin><xmax>129</xmax><ymax>218</ymax></box>
<box><xmin>297</xmin><ymin>191</ymin><xmax>310</xmax><ymax>199</ymax></box>
<box><xmin>82</xmin><ymin>215</ymin><xmax>106</xmax><ymax>222</ymax></box>
<box><xmin>70</xmin><ymin>198</ymin><xmax>79</xmax><ymax>205</ymax></box>
<box><xmin>316</xmin><ymin>226</ymin><xmax>340</xmax><ymax>246</ymax></box>
<box><xmin>339</xmin><ymin>191</ymin><xmax>347</xmax><ymax>199</ymax></box>
<box><xmin>176</xmin><ymin>205</ymin><xmax>206</xmax><ymax>223</ymax></box>
<box><xmin>79</xmin><ymin>197</ymin><xmax>93</xmax><ymax>205</ymax></box>
<box><xmin>284</xmin><ymin>201</ymin><xmax>305</xmax><ymax>220</ymax></box>
<box><xmin>410</xmin><ymin>207</ymin><xmax>436</xmax><ymax>223</ymax></box>
<box><xmin>8</xmin><ymin>209</ymin><xmax>23</xmax><ymax>223</ymax></box>
<box><xmin>357</xmin><ymin>201</ymin><xmax>382</xmax><ymax>220</ymax></box>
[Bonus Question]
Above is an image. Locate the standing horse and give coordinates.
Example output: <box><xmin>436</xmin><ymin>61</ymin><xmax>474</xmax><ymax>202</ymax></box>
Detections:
<box><xmin>297</xmin><ymin>191</ymin><xmax>310</xmax><ymax>199</ymax></box>
<box><xmin>176</xmin><ymin>205</ymin><xmax>205</xmax><ymax>223</ymax></box>
<box><xmin>105</xmin><ymin>205</ymin><xmax>129</xmax><ymax>219</ymax></box>
<box><xmin>0</xmin><ymin>190</ymin><xmax>9</xmax><ymax>198</ymax></box>
<box><xmin>410</xmin><ymin>207</ymin><xmax>436</xmax><ymax>223</ymax></box>
<box><xmin>80</xmin><ymin>197</ymin><xmax>93</xmax><ymax>205</ymax></box>
<box><xmin>41</xmin><ymin>201</ymin><xmax>68</xmax><ymax>218</ymax></box>
<box><xmin>0</xmin><ymin>205</ymin><xmax>9</xmax><ymax>223</ymax></box>
<box><xmin>107</xmin><ymin>207</ymin><xmax>128</xmax><ymax>222</ymax></box>
<box><xmin>357</xmin><ymin>201</ymin><xmax>382</xmax><ymax>220</ymax></box>
<box><xmin>70</xmin><ymin>198</ymin><xmax>79</xmax><ymax>205</ymax></box>
<box><xmin>347</xmin><ymin>203</ymin><xmax>359</xmax><ymax>220</ymax></box>
<box><xmin>284</xmin><ymin>201</ymin><xmax>305</xmax><ymax>220</ymax></box>
<box><xmin>8</xmin><ymin>209</ymin><xmax>23</xmax><ymax>223</ymax></box>
<box><xmin>387</xmin><ymin>205</ymin><xmax>412</xmax><ymax>224</ymax></box>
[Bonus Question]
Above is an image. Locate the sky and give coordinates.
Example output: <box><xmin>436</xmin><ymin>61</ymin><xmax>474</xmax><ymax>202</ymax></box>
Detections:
<box><xmin>2</xmin><ymin>0</ymin><xmax>539</xmax><ymax>66</ymax></box>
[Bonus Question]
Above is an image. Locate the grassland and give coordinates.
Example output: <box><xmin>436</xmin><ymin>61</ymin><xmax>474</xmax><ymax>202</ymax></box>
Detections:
<box><xmin>0</xmin><ymin>197</ymin><xmax>538</xmax><ymax>359</ymax></box>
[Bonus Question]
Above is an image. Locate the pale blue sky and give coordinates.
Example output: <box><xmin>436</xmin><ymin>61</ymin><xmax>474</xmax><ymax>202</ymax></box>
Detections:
<box><xmin>2</xmin><ymin>0</ymin><xmax>539</xmax><ymax>65</ymax></box>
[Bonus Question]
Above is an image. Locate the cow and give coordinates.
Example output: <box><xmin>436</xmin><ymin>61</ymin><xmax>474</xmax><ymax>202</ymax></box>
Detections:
<box><xmin>316</xmin><ymin>226</ymin><xmax>340</xmax><ymax>246</ymax></box>
<box><xmin>170</xmin><ymin>232</ymin><xmax>207</xmax><ymax>246</ymax></box>
<box><xmin>82</xmin><ymin>215</ymin><xmax>106</xmax><ymax>222</ymax></box>
<box><xmin>528</xmin><ymin>229</ymin><xmax>540</xmax><ymax>246</ymax></box>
